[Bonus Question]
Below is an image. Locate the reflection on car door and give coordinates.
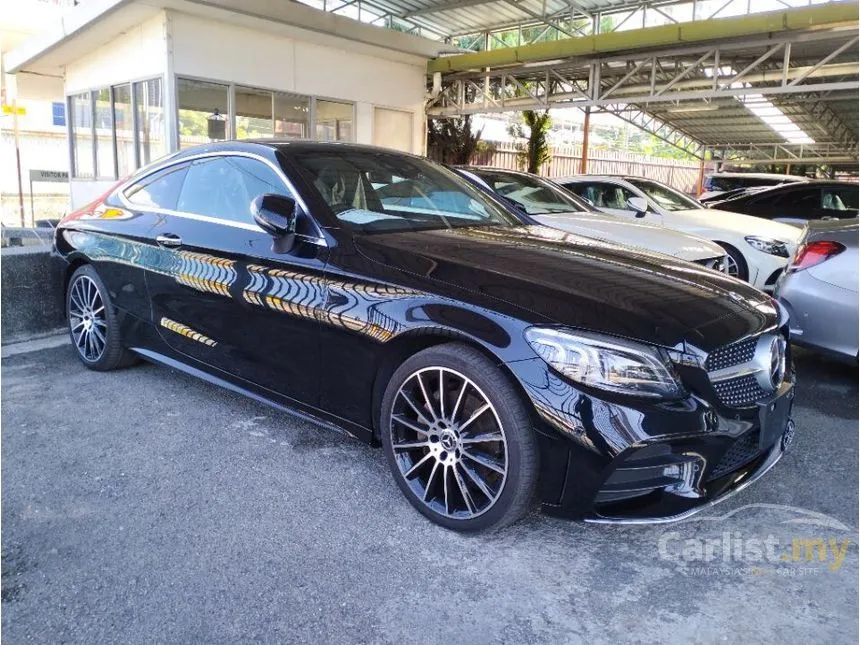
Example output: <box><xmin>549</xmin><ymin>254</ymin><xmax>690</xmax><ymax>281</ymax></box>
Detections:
<box><xmin>143</xmin><ymin>154</ymin><xmax>328</xmax><ymax>406</ymax></box>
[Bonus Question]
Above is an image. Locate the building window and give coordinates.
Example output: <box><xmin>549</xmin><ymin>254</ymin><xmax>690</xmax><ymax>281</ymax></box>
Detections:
<box><xmin>235</xmin><ymin>86</ymin><xmax>274</xmax><ymax>139</ymax></box>
<box><xmin>315</xmin><ymin>99</ymin><xmax>353</xmax><ymax>142</ymax></box>
<box><xmin>69</xmin><ymin>92</ymin><xmax>94</xmax><ymax>179</ymax></box>
<box><xmin>51</xmin><ymin>102</ymin><xmax>66</xmax><ymax>127</ymax></box>
<box><xmin>134</xmin><ymin>78</ymin><xmax>165</xmax><ymax>166</ymax></box>
<box><xmin>275</xmin><ymin>92</ymin><xmax>310</xmax><ymax>140</ymax></box>
<box><xmin>373</xmin><ymin>107</ymin><xmax>413</xmax><ymax>153</ymax></box>
<box><xmin>113</xmin><ymin>84</ymin><xmax>134</xmax><ymax>178</ymax></box>
<box><xmin>177</xmin><ymin>77</ymin><xmax>229</xmax><ymax>149</ymax></box>
<box><xmin>94</xmin><ymin>88</ymin><xmax>115</xmax><ymax>179</ymax></box>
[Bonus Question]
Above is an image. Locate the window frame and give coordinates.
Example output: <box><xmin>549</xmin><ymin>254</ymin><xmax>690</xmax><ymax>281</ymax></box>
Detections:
<box><xmin>116</xmin><ymin>150</ymin><xmax>326</xmax><ymax>244</ymax></box>
<box><xmin>66</xmin><ymin>75</ymin><xmax>167</xmax><ymax>181</ymax></box>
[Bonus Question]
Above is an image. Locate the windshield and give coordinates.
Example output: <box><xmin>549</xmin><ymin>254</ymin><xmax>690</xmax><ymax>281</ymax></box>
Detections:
<box><xmin>291</xmin><ymin>151</ymin><xmax>520</xmax><ymax>233</ymax></box>
<box><xmin>470</xmin><ymin>170</ymin><xmax>590</xmax><ymax>215</ymax></box>
<box><xmin>625</xmin><ymin>178</ymin><xmax>702</xmax><ymax>211</ymax></box>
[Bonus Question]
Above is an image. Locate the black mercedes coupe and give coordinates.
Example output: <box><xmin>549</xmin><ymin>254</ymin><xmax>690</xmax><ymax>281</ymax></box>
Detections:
<box><xmin>53</xmin><ymin>141</ymin><xmax>796</xmax><ymax>531</ymax></box>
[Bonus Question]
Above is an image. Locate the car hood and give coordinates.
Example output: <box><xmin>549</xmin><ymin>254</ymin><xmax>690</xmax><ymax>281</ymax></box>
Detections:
<box><xmin>353</xmin><ymin>224</ymin><xmax>777</xmax><ymax>352</ymax></box>
<box><xmin>671</xmin><ymin>208</ymin><xmax>804</xmax><ymax>244</ymax></box>
<box><xmin>531</xmin><ymin>212</ymin><xmax>724</xmax><ymax>261</ymax></box>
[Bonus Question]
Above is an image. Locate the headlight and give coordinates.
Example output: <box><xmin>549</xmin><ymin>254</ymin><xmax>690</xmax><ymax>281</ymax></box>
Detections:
<box><xmin>745</xmin><ymin>236</ymin><xmax>789</xmax><ymax>258</ymax></box>
<box><xmin>524</xmin><ymin>327</ymin><xmax>686</xmax><ymax>399</ymax></box>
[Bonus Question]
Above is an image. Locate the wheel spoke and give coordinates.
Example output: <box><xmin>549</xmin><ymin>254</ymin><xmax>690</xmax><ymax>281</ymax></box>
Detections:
<box><xmin>462</xmin><ymin>449</ymin><xmax>505</xmax><ymax>474</ymax></box>
<box><xmin>442</xmin><ymin>464</ymin><xmax>450</xmax><ymax>514</ymax></box>
<box><xmin>461</xmin><ymin>431</ymin><xmax>504</xmax><ymax>445</ymax></box>
<box><xmin>73</xmin><ymin>329</ymin><xmax>86</xmax><ymax>349</ymax></box>
<box><xmin>438</xmin><ymin>368</ymin><xmax>446</xmax><ymax>419</ymax></box>
<box><xmin>70</xmin><ymin>291</ymin><xmax>86</xmax><ymax>314</ymax></box>
<box><xmin>91</xmin><ymin>325</ymin><xmax>106</xmax><ymax>345</ymax></box>
<box><xmin>392</xmin><ymin>414</ymin><xmax>430</xmax><ymax>436</ymax></box>
<box><xmin>392</xmin><ymin>439</ymin><xmax>429</xmax><ymax>451</ymax></box>
<box><xmin>423</xmin><ymin>461</ymin><xmax>440</xmax><ymax>502</ymax></box>
<box><xmin>404</xmin><ymin>451</ymin><xmax>434</xmax><ymax>479</ymax></box>
<box><xmin>459</xmin><ymin>403</ymin><xmax>491</xmax><ymax>432</ymax></box>
<box><xmin>70</xmin><ymin>318</ymin><xmax>85</xmax><ymax>330</ymax></box>
<box><xmin>416</xmin><ymin>373</ymin><xmax>439</xmax><ymax>422</ymax></box>
<box><xmin>91</xmin><ymin>305</ymin><xmax>105</xmax><ymax>315</ymax></box>
<box><xmin>398</xmin><ymin>390</ymin><xmax>433</xmax><ymax>427</ymax></box>
<box><xmin>459</xmin><ymin>461</ymin><xmax>496</xmax><ymax>501</ymax></box>
<box><xmin>450</xmin><ymin>379</ymin><xmax>468</xmax><ymax>424</ymax></box>
<box><xmin>453</xmin><ymin>465</ymin><xmax>476</xmax><ymax>514</ymax></box>
<box><xmin>92</xmin><ymin>318</ymin><xmax>107</xmax><ymax>328</ymax></box>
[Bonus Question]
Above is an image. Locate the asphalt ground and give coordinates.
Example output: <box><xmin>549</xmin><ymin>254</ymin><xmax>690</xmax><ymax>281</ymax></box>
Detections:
<box><xmin>2</xmin><ymin>342</ymin><xmax>857</xmax><ymax>644</ymax></box>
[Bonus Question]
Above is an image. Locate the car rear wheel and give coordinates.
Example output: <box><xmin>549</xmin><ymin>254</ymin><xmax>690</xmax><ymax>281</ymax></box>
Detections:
<box><xmin>66</xmin><ymin>265</ymin><xmax>137</xmax><ymax>371</ymax></box>
<box><xmin>380</xmin><ymin>343</ymin><xmax>538</xmax><ymax>532</ymax></box>
<box><xmin>717</xmin><ymin>243</ymin><xmax>749</xmax><ymax>282</ymax></box>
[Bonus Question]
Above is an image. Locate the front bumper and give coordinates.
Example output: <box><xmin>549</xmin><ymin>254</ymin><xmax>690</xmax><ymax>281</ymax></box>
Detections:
<box><xmin>506</xmin><ymin>356</ymin><xmax>795</xmax><ymax>523</ymax></box>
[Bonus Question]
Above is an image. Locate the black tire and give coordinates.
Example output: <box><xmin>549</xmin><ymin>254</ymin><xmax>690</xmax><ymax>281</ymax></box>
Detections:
<box><xmin>66</xmin><ymin>265</ymin><xmax>138</xmax><ymax>371</ymax></box>
<box><xmin>380</xmin><ymin>342</ymin><xmax>538</xmax><ymax>532</ymax></box>
<box><xmin>716</xmin><ymin>242</ymin><xmax>749</xmax><ymax>282</ymax></box>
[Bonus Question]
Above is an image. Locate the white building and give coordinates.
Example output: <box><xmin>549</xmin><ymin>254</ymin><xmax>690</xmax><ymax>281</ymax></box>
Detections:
<box><xmin>4</xmin><ymin>0</ymin><xmax>453</xmax><ymax>214</ymax></box>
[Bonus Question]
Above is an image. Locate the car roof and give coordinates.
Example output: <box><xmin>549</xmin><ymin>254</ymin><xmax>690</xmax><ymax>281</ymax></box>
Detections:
<box><xmin>169</xmin><ymin>139</ymin><xmax>427</xmax><ymax>160</ymax></box>
<box><xmin>704</xmin><ymin>172</ymin><xmax>808</xmax><ymax>181</ymax></box>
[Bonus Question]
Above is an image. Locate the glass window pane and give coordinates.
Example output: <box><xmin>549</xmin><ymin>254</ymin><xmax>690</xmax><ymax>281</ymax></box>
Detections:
<box><xmin>70</xmin><ymin>92</ymin><xmax>94</xmax><ymax>179</ymax></box>
<box><xmin>177</xmin><ymin>78</ymin><xmax>229</xmax><ymax>149</ymax></box>
<box><xmin>373</xmin><ymin>107</ymin><xmax>413</xmax><ymax>153</ymax></box>
<box><xmin>94</xmin><ymin>88</ymin><xmax>115</xmax><ymax>179</ymax></box>
<box><xmin>274</xmin><ymin>92</ymin><xmax>310</xmax><ymax>140</ymax></box>
<box><xmin>315</xmin><ymin>100</ymin><xmax>353</xmax><ymax>142</ymax></box>
<box><xmin>177</xmin><ymin>157</ymin><xmax>288</xmax><ymax>223</ymax></box>
<box><xmin>113</xmin><ymin>84</ymin><xmax>134</xmax><ymax>177</ymax></box>
<box><xmin>125</xmin><ymin>163</ymin><xmax>189</xmax><ymax>209</ymax></box>
<box><xmin>134</xmin><ymin>78</ymin><xmax>165</xmax><ymax>167</ymax></box>
<box><xmin>235</xmin><ymin>86</ymin><xmax>273</xmax><ymax>139</ymax></box>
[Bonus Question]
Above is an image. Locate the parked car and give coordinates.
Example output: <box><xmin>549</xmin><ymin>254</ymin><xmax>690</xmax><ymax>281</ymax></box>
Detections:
<box><xmin>557</xmin><ymin>175</ymin><xmax>803</xmax><ymax>291</ymax></box>
<box><xmin>706</xmin><ymin>180</ymin><xmax>859</xmax><ymax>226</ymax></box>
<box><xmin>700</xmin><ymin>172</ymin><xmax>808</xmax><ymax>201</ymax></box>
<box><xmin>774</xmin><ymin>219</ymin><xmax>858</xmax><ymax>362</ymax></box>
<box><xmin>453</xmin><ymin>167</ymin><xmax>728</xmax><ymax>272</ymax></box>
<box><xmin>54</xmin><ymin>141</ymin><xmax>796</xmax><ymax>531</ymax></box>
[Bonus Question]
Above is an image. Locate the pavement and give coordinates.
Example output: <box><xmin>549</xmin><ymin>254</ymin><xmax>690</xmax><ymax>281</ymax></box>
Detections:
<box><xmin>2</xmin><ymin>341</ymin><xmax>857</xmax><ymax>644</ymax></box>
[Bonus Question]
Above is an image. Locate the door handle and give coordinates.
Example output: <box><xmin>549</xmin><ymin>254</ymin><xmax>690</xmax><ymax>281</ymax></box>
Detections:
<box><xmin>156</xmin><ymin>233</ymin><xmax>182</xmax><ymax>248</ymax></box>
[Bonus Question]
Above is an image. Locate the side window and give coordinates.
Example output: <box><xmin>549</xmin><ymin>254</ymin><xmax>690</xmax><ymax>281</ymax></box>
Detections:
<box><xmin>584</xmin><ymin>183</ymin><xmax>635</xmax><ymax>209</ymax></box>
<box><xmin>124</xmin><ymin>163</ymin><xmax>189</xmax><ymax>210</ymax></box>
<box><xmin>176</xmin><ymin>156</ymin><xmax>291</xmax><ymax>223</ymax></box>
<box><xmin>823</xmin><ymin>186</ymin><xmax>858</xmax><ymax>211</ymax></box>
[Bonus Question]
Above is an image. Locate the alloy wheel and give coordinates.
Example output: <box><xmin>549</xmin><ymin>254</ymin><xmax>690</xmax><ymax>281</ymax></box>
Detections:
<box><xmin>724</xmin><ymin>253</ymin><xmax>740</xmax><ymax>278</ymax></box>
<box><xmin>389</xmin><ymin>367</ymin><xmax>508</xmax><ymax>520</ymax></box>
<box><xmin>68</xmin><ymin>275</ymin><xmax>107</xmax><ymax>362</ymax></box>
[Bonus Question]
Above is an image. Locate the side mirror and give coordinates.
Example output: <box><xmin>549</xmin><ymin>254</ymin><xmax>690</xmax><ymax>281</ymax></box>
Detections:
<box><xmin>626</xmin><ymin>196</ymin><xmax>648</xmax><ymax>217</ymax></box>
<box><xmin>252</xmin><ymin>194</ymin><xmax>298</xmax><ymax>252</ymax></box>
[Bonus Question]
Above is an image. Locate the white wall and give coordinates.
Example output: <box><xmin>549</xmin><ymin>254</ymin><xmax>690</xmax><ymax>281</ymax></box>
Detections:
<box><xmin>65</xmin><ymin>13</ymin><xmax>167</xmax><ymax>93</ymax></box>
<box><xmin>169</xmin><ymin>12</ymin><xmax>426</xmax><ymax>153</ymax></box>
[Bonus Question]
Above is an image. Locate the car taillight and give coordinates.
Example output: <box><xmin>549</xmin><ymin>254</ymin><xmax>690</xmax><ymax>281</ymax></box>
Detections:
<box><xmin>788</xmin><ymin>240</ymin><xmax>845</xmax><ymax>272</ymax></box>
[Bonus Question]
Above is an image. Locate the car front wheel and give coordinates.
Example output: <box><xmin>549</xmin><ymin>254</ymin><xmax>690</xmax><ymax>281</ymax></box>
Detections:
<box><xmin>381</xmin><ymin>343</ymin><xmax>538</xmax><ymax>532</ymax></box>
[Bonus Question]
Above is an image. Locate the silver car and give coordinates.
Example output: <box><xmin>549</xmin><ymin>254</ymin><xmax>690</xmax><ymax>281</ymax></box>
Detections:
<box><xmin>774</xmin><ymin>219</ymin><xmax>859</xmax><ymax>362</ymax></box>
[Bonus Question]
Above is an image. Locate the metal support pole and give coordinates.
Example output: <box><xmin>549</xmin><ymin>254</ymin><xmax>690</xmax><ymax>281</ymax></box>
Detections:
<box><xmin>13</xmin><ymin>96</ymin><xmax>25</xmax><ymax>226</ymax></box>
<box><xmin>696</xmin><ymin>154</ymin><xmax>706</xmax><ymax>196</ymax></box>
<box><xmin>579</xmin><ymin>106</ymin><xmax>591</xmax><ymax>174</ymax></box>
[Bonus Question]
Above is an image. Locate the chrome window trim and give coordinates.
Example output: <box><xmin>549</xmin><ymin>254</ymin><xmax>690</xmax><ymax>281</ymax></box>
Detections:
<box><xmin>117</xmin><ymin>149</ymin><xmax>328</xmax><ymax>247</ymax></box>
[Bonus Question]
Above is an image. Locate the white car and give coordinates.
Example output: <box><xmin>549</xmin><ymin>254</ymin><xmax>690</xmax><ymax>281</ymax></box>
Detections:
<box><xmin>557</xmin><ymin>175</ymin><xmax>803</xmax><ymax>291</ymax></box>
<box><xmin>456</xmin><ymin>167</ymin><xmax>729</xmax><ymax>271</ymax></box>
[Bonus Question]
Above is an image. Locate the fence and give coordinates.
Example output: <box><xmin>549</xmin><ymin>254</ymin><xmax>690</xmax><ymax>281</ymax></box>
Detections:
<box><xmin>470</xmin><ymin>141</ymin><xmax>703</xmax><ymax>194</ymax></box>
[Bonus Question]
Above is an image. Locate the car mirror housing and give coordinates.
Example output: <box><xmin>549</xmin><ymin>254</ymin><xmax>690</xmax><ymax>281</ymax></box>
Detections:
<box><xmin>252</xmin><ymin>193</ymin><xmax>298</xmax><ymax>251</ymax></box>
<box><xmin>626</xmin><ymin>196</ymin><xmax>649</xmax><ymax>217</ymax></box>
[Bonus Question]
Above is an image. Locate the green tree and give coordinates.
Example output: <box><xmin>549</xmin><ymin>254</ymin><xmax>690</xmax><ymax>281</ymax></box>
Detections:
<box><xmin>426</xmin><ymin>115</ymin><xmax>486</xmax><ymax>165</ymax></box>
<box><xmin>509</xmin><ymin>110</ymin><xmax>552</xmax><ymax>173</ymax></box>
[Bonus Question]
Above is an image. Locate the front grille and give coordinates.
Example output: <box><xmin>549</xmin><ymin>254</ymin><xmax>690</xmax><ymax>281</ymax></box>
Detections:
<box><xmin>712</xmin><ymin>374</ymin><xmax>768</xmax><ymax>408</ymax></box>
<box><xmin>705</xmin><ymin>337</ymin><xmax>757</xmax><ymax>372</ymax></box>
<box><xmin>709</xmin><ymin>430</ymin><xmax>761</xmax><ymax>480</ymax></box>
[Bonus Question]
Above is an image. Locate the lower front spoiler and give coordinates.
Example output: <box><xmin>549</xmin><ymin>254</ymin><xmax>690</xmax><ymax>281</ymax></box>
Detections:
<box><xmin>582</xmin><ymin>423</ymin><xmax>792</xmax><ymax>525</ymax></box>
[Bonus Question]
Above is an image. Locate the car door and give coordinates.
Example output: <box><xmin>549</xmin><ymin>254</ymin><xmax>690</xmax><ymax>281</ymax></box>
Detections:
<box><xmin>144</xmin><ymin>152</ymin><xmax>328</xmax><ymax>406</ymax></box>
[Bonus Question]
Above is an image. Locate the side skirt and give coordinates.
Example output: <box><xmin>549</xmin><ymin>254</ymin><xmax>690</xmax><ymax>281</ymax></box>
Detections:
<box><xmin>131</xmin><ymin>347</ymin><xmax>374</xmax><ymax>444</ymax></box>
